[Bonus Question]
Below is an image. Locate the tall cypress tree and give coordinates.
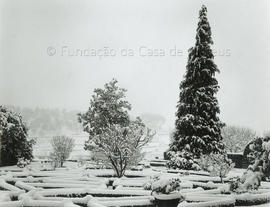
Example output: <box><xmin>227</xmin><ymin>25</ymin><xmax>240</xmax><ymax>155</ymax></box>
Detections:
<box><xmin>169</xmin><ymin>5</ymin><xmax>224</xmax><ymax>164</ymax></box>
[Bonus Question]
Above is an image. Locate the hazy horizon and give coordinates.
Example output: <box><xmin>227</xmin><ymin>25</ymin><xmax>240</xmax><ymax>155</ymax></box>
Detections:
<box><xmin>1</xmin><ymin>0</ymin><xmax>270</xmax><ymax>134</ymax></box>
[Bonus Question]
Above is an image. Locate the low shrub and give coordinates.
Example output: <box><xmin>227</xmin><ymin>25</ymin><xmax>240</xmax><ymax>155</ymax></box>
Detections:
<box><xmin>144</xmin><ymin>175</ymin><xmax>181</xmax><ymax>194</ymax></box>
<box><xmin>17</xmin><ymin>158</ymin><xmax>30</xmax><ymax>168</ymax></box>
<box><xmin>166</xmin><ymin>151</ymin><xmax>200</xmax><ymax>171</ymax></box>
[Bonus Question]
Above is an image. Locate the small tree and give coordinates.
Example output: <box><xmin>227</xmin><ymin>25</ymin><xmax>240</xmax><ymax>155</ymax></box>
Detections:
<box><xmin>50</xmin><ymin>136</ymin><xmax>75</xmax><ymax>167</ymax></box>
<box><xmin>89</xmin><ymin>118</ymin><xmax>154</xmax><ymax>177</ymax></box>
<box><xmin>199</xmin><ymin>153</ymin><xmax>234</xmax><ymax>183</ymax></box>
<box><xmin>0</xmin><ymin>106</ymin><xmax>35</xmax><ymax>166</ymax></box>
<box><xmin>78</xmin><ymin>79</ymin><xmax>131</xmax><ymax>151</ymax></box>
<box><xmin>222</xmin><ymin>125</ymin><xmax>256</xmax><ymax>153</ymax></box>
<box><xmin>79</xmin><ymin>79</ymin><xmax>155</xmax><ymax>176</ymax></box>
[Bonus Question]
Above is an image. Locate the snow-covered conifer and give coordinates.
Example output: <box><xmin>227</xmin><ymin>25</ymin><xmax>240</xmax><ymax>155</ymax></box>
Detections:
<box><xmin>168</xmin><ymin>5</ymin><xmax>224</xmax><ymax>168</ymax></box>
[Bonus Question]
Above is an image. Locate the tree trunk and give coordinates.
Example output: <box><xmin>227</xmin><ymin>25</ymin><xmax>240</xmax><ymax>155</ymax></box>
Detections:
<box><xmin>119</xmin><ymin>169</ymin><xmax>125</xmax><ymax>178</ymax></box>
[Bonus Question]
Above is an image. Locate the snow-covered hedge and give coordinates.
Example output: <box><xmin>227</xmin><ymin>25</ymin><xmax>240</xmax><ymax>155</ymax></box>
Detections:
<box><xmin>178</xmin><ymin>196</ymin><xmax>235</xmax><ymax>207</ymax></box>
<box><xmin>2</xmin><ymin>162</ymin><xmax>270</xmax><ymax>207</ymax></box>
<box><xmin>234</xmin><ymin>192</ymin><xmax>270</xmax><ymax>206</ymax></box>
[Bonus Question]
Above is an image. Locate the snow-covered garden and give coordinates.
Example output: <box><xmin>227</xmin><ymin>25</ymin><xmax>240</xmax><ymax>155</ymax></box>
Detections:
<box><xmin>1</xmin><ymin>4</ymin><xmax>270</xmax><ymax>207</ymax></box>
<box><xmin>0</xmin><ymin>159</ymin><xmax>270</xmax><ymax>207</ymax></box>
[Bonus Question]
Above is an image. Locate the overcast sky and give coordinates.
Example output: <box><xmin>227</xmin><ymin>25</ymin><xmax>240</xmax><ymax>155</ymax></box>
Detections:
<box><xmin>0</xmin><ymin>0</ymin><xmax>270</xmax><ymax>133</ymax></box>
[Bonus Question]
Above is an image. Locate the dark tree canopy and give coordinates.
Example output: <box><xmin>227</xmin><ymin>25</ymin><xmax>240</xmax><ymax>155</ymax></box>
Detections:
<box><xmin>169</xmin><ymin>5</ymin><xmax>224</xmax><ymax>158</ymax></box>
<box><xmin>0</xmin><ymin>106</ymin><xmax>35</xmax><ymax>166</ymax></box>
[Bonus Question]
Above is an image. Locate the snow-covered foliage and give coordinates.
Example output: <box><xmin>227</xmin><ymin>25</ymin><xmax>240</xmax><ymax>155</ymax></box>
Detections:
<box><xmin>143</xmin><ymin>175</ymin><xmax>160</xmax><ymax>190</ymax></box>
<box><xmin>168</xmin><ymin>5</ymin><xmax>224</xmax><ymax>169</ymax></box>
<box><xmin>50</xmin><ymin>136</ymin><xmax>75</xmax><ymax>168</ymax></box>
<box><xmin>0</xmin><ymin>106</ymin><xmax>35</xmax><ymax>166</ymax></box>
<box><xmin>144</xmin><ymin>175</ymin><xmax>182</xmax><ymax>194</ymax></box>
<box><xmin>230</xmin><ymin>137</ymin><xmax>270</xmax><ymax>193</ymax></box>
<box><xmin>199</xmin><ymin>153</ymin><xmax>234</xmax><ymax>183</ymax></box>
<box><xmin>246</xmin><ymin>137</ymin><xmax>270</xmax><ymax>178</ymax></box>
<box><xmin>17</xmin><ymin>158</ymin><xmax>30</xmax><ymax>168</ymax></box>
<box><xmin>222</xmin><ymin>125</ymin><xmax>256</xmax><ymax>153</ymax></box>
<box><xmin>167</xmin><ymin>150</ymin><xmax>200</xmax><ymax>171</ymax></box>
<box><xmin>130</xmin><ymin>165</ymin><xmax>144</xmax><ymax>171</ymax></box>
<box><xmin>78</xmin><ymin>79</ymin><xmax>131</xmax><ymax>145</ymax></box>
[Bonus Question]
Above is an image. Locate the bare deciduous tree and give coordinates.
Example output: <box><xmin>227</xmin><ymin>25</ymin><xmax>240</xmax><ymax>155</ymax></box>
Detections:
<box><xmin>199</xmin><ymin>153</ymin><xmax>234</xmax><ymax>183</ymax></box>
<box><xmin>50</xmin><ymin>136</ymin><xmax>75</xmax><ymax>167</ymax></box>
<box><xmin>222</xmin><ymin>125</ymin><xmax>256</xmax><ymax>153</ymax></box>
<box><xmin>88</xmin><ymin>118</ymin><xmax>155</xmax><ymax>177</ymax></box>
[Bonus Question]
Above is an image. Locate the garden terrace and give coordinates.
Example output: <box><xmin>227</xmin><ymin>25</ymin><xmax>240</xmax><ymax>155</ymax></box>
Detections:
<box><xmin>0</xmin><ymin>162</ymin><xmax>270</xmax><ymax>207</ymax></box>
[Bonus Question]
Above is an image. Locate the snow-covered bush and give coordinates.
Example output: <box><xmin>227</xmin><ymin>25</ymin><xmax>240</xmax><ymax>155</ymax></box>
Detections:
<box><xmin>246</xmin><ymin>137</ymin><xmax>270</xmax><ymax>179</ymax></box>
<box><xmin>143</xmin><ymin>175</ymin><xmax>160</xmax><ymax>190</ymax></box>
<box><xmin>245</xmin><ymin>138</ymin><xmax>264</xmax><ymax>165</ymax></box>
<box><xmin>50</xmin><ymin>136</ymin><xmax>75</xmax><ymax>167</ymax></box>
<box><xmin>230</xmin><ymin>171</ymin><xmax>263</xmax><ymax>193</ymax></box>
<box><xmin>130</xmin><ymin>165</ymin><xmax>144</xmax><ymax>171</ymax></box>
<box><xmin>230</xmin><ymin>137</ymin><xmax>270</xmax><ymax>192</ymax></box>
<box><xmin>144</xmin><ymin>175</ymin><xmax>181</xmax><ymax>194</ymax></box>
<box><xmin>0</xmin><ymin>106</ymin><xmax>35</xmax><ymax>166</ymax></box>
<box><xmin>229</xmin><ymin>177</ymin><xmax>242</xmax><ymax>192</ymax></box>
<box><xmin>153</xmin><ymin>178</ymin><xmax>181</xmax><ymax>194</ymax></box>
<box><xmin>16</xmin><ymin>157</ymin><xmax>30</xmax><ymax>168</ymax></box>
<box><xmin>199</xmin><ymin>153</ymin><xmax>234</xmax><ymax>182</ymax></box>
<box><xmin>166</xmin><ymin>150</ymin><xmax>200</xmax><ymax>171</ymax></box>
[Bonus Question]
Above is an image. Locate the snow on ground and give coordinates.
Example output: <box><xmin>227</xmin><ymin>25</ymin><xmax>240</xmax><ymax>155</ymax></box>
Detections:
<box><xmin>0</xmin><ymin>161</ymin><xmax>270</xmax><ymax>207</ymax></box>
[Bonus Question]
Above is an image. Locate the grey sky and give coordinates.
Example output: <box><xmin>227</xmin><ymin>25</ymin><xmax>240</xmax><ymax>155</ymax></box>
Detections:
<box><xmin>0</xmin><ymin>0</ymin><xmax>270</xmax><ymax>133</ymax></box>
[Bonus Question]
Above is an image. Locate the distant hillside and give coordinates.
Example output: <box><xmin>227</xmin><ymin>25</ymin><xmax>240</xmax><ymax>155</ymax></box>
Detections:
<box><xmin>8</xmin><ymin>106</ymin><xmax>83</xmax><ymax>137</ymax></box>
<box><xmin>140</xmin><ymin>113</ymin><xmax>166</xmax><ymax>131</ymax></box>
<box><xmin>6</xmin><ymin>106</ymin><xmax>167</xmax><ymax>138</ymax></box>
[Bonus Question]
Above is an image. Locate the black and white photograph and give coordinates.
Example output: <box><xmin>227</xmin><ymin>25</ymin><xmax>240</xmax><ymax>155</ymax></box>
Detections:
<box><xmin>0</xmin><ymin>0</ymin><xmax>270</xmax><ymax>206</ymax></box>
